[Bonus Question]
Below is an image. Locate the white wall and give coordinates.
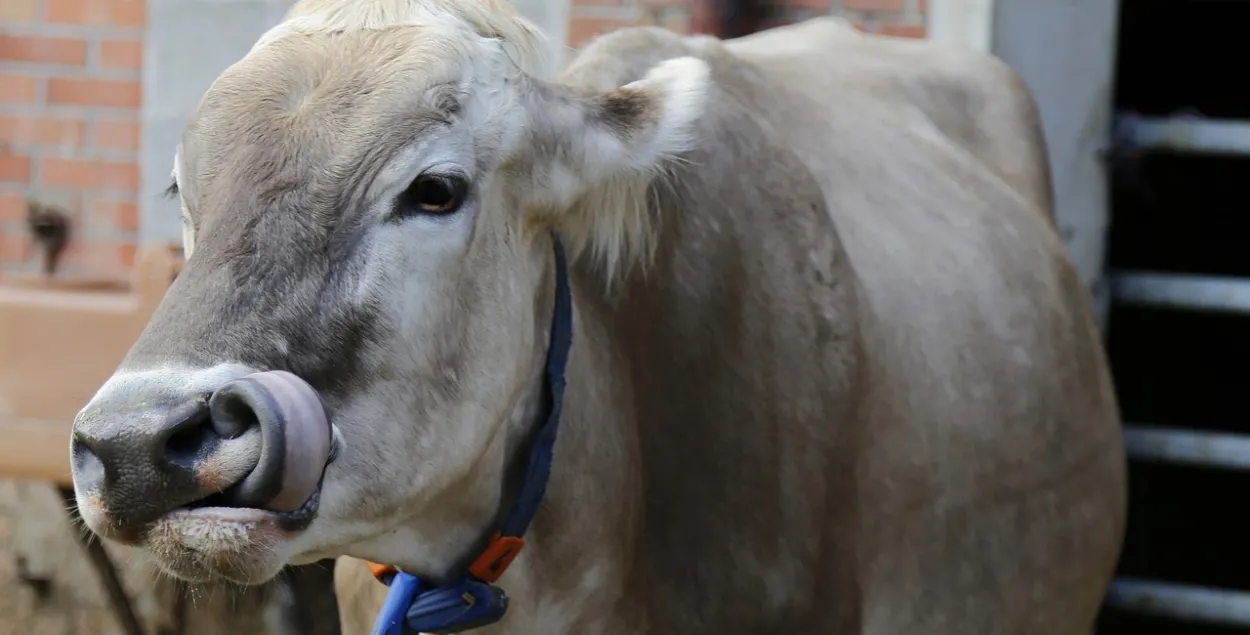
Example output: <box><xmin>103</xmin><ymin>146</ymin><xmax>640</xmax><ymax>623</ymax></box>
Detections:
<box><xmin>926</xmin><ymin>0</ymin><xmax>994</xmax><ymax>53</ymax></box>
<box><xmin>511</xmin><ymin>0</ymin><xmax>572</xmax><ymax>66</ymax></box>
<box><xmin>139</xmin><ymin>0</ymin><xmax>297</xmax><ymax>246</ymax></box>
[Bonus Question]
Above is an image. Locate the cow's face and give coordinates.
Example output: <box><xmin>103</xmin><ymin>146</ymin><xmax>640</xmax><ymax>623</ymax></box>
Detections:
<box><xmin>68</xmin><ymin>11</ymin><xmax>707</xmax><ymax>585</ymax></box>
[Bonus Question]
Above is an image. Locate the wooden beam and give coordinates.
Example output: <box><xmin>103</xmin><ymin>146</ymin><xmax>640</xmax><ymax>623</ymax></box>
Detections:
<box><xmin>0</xmin><ymin>419</ymin><xmax>74</xmax><ymax>485</ymax></box>
<box><xmin>0</xmin><ymin>245</ymin><xmax>180</xmax><ymax>482</ymax></box>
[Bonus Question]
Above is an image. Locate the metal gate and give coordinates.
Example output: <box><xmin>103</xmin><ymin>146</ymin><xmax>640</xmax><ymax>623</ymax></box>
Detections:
<box><xmin>1096</xmin><ymin>1</ymin><xmax>1250</xmax><ymax>633</ymax></box>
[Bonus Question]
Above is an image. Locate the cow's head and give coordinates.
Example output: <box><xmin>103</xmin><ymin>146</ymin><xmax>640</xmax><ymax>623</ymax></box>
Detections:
<box><xmin>69</xmin><ymin>0</ymin><xmax>707</xmax><ymax>585</ymax></box>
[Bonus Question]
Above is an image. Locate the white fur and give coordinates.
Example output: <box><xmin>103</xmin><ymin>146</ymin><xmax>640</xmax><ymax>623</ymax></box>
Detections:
<box><xmin>171</xmin><ymin>153</ymin><xmax>197</xmax><ymax>258</ymax></box>
<box><xmin>254</xmin><ymin>0</ymin><xmax>554</xmax><ymax>78</ymax></box>
<box><xmin>532</xmin><ymin>56</ymin><xmax>711</xmax><ymax>281</ymax></box>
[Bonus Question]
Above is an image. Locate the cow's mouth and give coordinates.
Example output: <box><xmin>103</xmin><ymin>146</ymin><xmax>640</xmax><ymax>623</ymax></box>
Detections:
<box><xmin>181</xmin><ymin>467</ymin><xmax>327</xmax><ymax>530</ymax></box>
<box><xmin>176</xmin><ymin>370</ymin><xmax>334</xmax><ymax>531</ymax></box>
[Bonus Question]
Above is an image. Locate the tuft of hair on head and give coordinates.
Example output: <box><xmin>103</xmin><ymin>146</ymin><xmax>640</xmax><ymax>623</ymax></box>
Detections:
<box><xmin>277</xmin><ymin>0</ymin><xmax>554</xmax><ymax>78</ymax></box>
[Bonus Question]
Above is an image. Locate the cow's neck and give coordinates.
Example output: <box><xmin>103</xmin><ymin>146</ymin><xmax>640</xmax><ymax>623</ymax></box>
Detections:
<box><xmin>483</xmin><ymin>265</ymin><xmax>647</xmax><ymax>633</ymax></box>
<box><xmin>495</xmin><ymin>66</ymin><xmax>865</xmax><ymax>633</ymax></box>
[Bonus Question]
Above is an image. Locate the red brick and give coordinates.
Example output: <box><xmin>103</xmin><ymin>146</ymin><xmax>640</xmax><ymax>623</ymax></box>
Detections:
<box><xmin>0</xmin><ymin>233</ymin><xmax>30</xmax><ymax>264</ymax></box>
<box><xmin>0</xmin><ymin>115</ymin><xmax>85</xmax><ymax>148</ymax></box>
<box><xmin>0</xmin><ymin>34</ymin><xmax>89</xmax><ymax>66</ymax></box>
<box><xmin>0</xmin><ymin>74</ymin><xmax>38</xmax><ymax>103</ymax></box>
<box><xmin>786</xmin><ymin>0</ymin><xmax>835</xmax><ymax>9</ymax></box>
<box><xmin>93</xmin><ymin>119</ymin><xmax>140</xmax><ymax>150</ymax></box>
<box><xmin>841</xmin><ymin>0</ymin><xmax>903</xmax><ymax>12</ymax></box>
<box><xmin>99</xmin><ymin>38</ymin><xmax>143</xmax><ymax>70</ymax></box>
<box><xmin>0</xmin><ymin>194</ymin><xmax>25</xmax><ymax>224</ymax></box>
<box><xmin>47</xmin><ymin>77</ymin><xmax>141</xmax><ymax>109</ymax></box>
<box><xmin>568</xmin><ymin>18</ymin><xmax>632</xmax><ymax>47</ymax></box>
<box><xmin>89</xmin><ymin>198</ymin><xmax>138</xmax><ymax>232</ymax></box>
<box><xmin>40</xmin><ymin>157</ymin><xmax>139</xmax><ymax>190</ymax></box>
<box><xmin>689</xmin><ymin>0</ymin><xmax>717</xmax><ymax>34</ymax></box>
<box><xmin>877</xmin><ymin>23</ymin><xmax>926</xmax><ymax>38</ymax></box>
<box><xmin>0</xmin><ymin>154</ymin><xmax>32</xmax><ymax>183</ymax></box>
<box><xmin>45</xmin><ymin>0</ymin><xmax>145</xmax><ymax>28</ymax></box>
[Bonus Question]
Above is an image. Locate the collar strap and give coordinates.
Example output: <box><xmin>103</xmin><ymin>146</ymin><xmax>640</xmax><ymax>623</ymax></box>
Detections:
<box><xmin>367</xmin><ymin>232</ymin><xmax>574</xmax><ymax>635</ymax></box>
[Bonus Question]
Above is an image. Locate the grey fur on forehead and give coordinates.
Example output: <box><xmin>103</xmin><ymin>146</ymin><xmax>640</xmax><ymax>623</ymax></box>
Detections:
<box><xmin>181</xmin><ymin>34</ymin><xmax>473</xmax><ymax>208</ymax></box>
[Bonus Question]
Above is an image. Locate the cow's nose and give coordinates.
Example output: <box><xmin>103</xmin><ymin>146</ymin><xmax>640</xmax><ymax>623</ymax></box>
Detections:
<box><xmin>70</xmin><ymin>370</ymin><xmax>332</xmax><ymax>534</ymax></box>
<box><xmin>71</xmin><ymin>390</ymin><xmax>264</xmax><ymax>531</ymax></box>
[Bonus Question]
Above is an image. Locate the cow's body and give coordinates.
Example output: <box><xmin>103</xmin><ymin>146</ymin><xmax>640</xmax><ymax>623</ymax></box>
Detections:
<box><xmin>334</xmin><ymin>18</ymin><xmax>1126</xmax><ymax>635</ymax></box>
<box><xmin>64</xmin><ymin>2</ymin><xmax>1124</xmax><ymax>633</ymax></box>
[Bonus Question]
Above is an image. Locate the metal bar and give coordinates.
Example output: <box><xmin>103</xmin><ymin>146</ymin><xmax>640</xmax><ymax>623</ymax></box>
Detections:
<box><xmin>1115</xmin><ymin>112</ymin><xmax>1250</xmax><ymax>156</ymax></box>
<box><xmin>1106</xmin><ymin>577</ymin><xmax>1250</xmax><ymax>627</ymax></box>
<box><xmin>1109</xmin><ymin>271</ymin><xmax>1250</xmax><ymax>314</ymax></box>
<box><xmin>1123</xmin><ymin>425</ymin><xmax>1250</xmax><ymax>471</ymax></box>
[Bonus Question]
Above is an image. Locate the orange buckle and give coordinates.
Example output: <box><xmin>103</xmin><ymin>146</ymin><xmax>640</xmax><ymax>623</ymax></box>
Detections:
<box><xmin>366</xmin><ymin>560</ymin><xmax>399</xmax><ymax>583</ymax></box>
<box><xmin>467</xmin><ymin>533</ymin><xmax>526</xmax><ymax>583</ymax></box>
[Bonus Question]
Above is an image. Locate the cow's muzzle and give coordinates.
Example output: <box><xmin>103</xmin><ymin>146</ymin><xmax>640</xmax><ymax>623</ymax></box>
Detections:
<box><xmin>70</xmin><ymin>369</ymin><xmax>332</xmax><ymax>537</ymax></box>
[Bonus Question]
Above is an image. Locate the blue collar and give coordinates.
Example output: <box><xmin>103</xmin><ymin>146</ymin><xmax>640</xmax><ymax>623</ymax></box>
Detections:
<box><xmin>367</xmin><ymin>232</ymin><xmax>574</xmax><ymax>635</ymax></box>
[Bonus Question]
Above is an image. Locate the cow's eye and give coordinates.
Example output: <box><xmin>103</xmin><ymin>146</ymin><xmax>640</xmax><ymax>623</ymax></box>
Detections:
<box><xmin>397</xmin><ymin>173</ymin><xmax>469</xmax><ymax>216</ymax></box>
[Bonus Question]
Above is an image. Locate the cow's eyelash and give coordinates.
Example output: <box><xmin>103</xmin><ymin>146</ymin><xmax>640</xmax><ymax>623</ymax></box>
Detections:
<box><xmin>164</xmin><ymin>181</ymin><xmax>180</xmax><ymax>200</ymax></box>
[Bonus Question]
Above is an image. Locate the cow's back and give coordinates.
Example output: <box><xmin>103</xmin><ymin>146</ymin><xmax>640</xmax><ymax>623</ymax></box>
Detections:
<box><xmin>724</xmin><ymin>18</ymin><xmax>1054</xmax><ymax>217</ymax></box>
<box><xmin>722</xmin><ymin>20</ymin><xmax>1127</xmax><ymax>634</ymax></box>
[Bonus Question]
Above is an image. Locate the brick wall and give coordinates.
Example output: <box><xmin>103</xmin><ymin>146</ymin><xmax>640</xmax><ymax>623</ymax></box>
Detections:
<box><xmin>0</xmin><ymin>0</ymin><xmax>924</xmax><ymax>284</ymax></box>
<box><xmin>0</xmin><ymin>0</ymin><xmax>142</xmax><ymax>284</ymax></box>
<box><xmin>567</xmin><ymin>0</ymin><xmax>927</xmax><ymax>48</ymax></box>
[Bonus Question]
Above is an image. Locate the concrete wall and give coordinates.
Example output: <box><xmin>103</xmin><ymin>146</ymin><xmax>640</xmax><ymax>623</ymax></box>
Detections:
<box><xmin>512</xmin><ymin>0</ymin><xmax>571</xmax><ymax>64</ymax></box>
<box><xmin>139</xmin><ymin>0</ymin><xmax>295</xmax><ymax>246</ymax></box>
<box><xmin>990</xmin><ymin>0</ymin><xmax>1121</xmax><ymax>330</ymax></box>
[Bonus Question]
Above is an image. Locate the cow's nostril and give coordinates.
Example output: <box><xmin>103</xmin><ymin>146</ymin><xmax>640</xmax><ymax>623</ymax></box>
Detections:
<box><xmin>70</xmin><ymin>434</ymin><xmax>104</xmax><ymax>483</ymax></box>
<box><xmin>208</xmin><ymin>371</ymin><xmax>331</xmax><ymax>511</ymax></box>
<box><xmin>209</xmin><ymin>378</ymin><xmax>284</xmax><ymax>508</ymax></box>
<box><xmin>208</xmin><ymin>386</ymin><xmax>260</xmax><ymax>439</ymax></box>
<box><xmin>160</xmin><ymin>404</ymin><xmax>216</xmax><ymax>468</ymax></box>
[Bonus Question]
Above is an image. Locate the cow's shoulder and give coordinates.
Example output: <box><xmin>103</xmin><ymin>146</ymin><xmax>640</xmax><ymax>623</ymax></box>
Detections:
<box><xmin>726</xmin><ymin>18</ymin><xmax>1054</xmax><ymax>218</ymax></box>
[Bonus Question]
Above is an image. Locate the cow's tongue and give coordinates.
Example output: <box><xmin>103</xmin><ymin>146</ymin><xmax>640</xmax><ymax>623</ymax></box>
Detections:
<box><xmin>209</xmin><ymin>371</ymin><xmax>332</xmax><ymax>512</ymax></box>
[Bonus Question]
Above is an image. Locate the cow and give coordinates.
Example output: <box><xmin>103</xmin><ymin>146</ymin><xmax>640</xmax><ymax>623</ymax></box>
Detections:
<box><xmin>67</xmin><ymin>1</ymin><xmax>1128</xmax><ymax>634</ymax></box>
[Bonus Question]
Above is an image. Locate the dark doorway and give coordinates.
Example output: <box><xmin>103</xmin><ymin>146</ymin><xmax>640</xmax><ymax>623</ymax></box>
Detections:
<box><xmin>1098</xmin><ymin>1</ymin><xmax>1250</xmax><ymax>633</ymax></box>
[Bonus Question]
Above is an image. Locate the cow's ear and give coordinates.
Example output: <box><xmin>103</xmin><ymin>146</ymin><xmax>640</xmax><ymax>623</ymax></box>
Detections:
<box><xmin>515</xmin><ymin>56</ymin><xmax>710</xmax><ymax>274</ymax></box>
